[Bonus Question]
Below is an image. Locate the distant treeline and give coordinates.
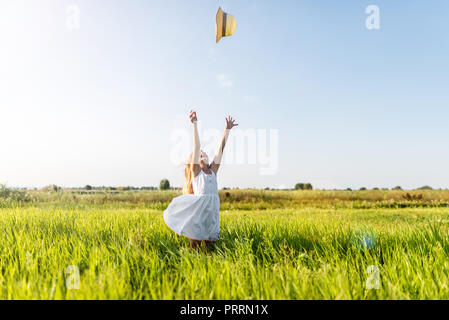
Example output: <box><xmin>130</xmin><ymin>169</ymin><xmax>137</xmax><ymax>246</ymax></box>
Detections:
<box><xmin>17</xmin><ymin>185</ymin><xmax>165</xmax><ymax>192</ymax></box>
<box><xmin>7</xmin><ymin>182</ymin><xmax>444</xmax><ymax>193</ymax></box>
<box><xmin>11</xmin><ymin>184</ymin><xmax>448</xmax><ymax>192</ymax></box>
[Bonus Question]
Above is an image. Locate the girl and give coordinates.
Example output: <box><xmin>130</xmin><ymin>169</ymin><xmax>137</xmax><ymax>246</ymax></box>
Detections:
<box><xmin>163</xmin><ymin>110</ymin><xmax>238</xmax><ymax>249</ymax></box>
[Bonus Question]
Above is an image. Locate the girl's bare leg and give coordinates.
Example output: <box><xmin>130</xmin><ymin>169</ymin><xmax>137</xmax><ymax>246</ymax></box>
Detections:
<box><xmin>190</xmin><ymin>240</ymin><xmax>214</xmax><ymax>251</ymax></box>
<box><xmin>204</xmin><ymin>241</ymin><xmax>214</xmax><ymax>251</ymax></box>
<box><xmin>190</xmin><ymin>239</ymin><xmax>200</xmax><ymax>249</ymax></box>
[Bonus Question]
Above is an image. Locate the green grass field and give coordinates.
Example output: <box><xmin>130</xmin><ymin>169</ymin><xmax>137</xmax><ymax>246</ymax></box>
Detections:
<box><xmin>0</xmin><ymin>189</ymin><xmax>448</xmax><ymax>299</ymax></box>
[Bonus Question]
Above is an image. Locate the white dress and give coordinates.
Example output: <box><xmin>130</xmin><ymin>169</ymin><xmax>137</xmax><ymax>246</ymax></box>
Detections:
<box><xmin>163</xmin><ymin>170</ymin><xmax>220</xmax><ymax>241</ymax></box>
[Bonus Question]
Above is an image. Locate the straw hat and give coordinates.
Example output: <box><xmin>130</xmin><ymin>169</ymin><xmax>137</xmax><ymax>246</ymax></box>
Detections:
<box><xmin>215</xmin><ymin>7</ymin><xmax>237</xmax><ymax>43</ymax></box>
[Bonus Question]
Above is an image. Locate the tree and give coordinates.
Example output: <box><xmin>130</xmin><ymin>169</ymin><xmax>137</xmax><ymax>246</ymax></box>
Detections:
<box><xmin>393</xmin><ymin>186</ymin><xmax>403</xmax><ymax>190</ymax></box>
<box><xmin>359</xmin><ymin>187</ymin><xmax>367</xmax><ymax>191</ymax></box>
<box><xmin>295</xmin><ymin>183</ymin><xmax>313</xmax><ymax>190</ymax></box>
<box><xmin>159</xmin><ymin>179</ymin><xmax>170</xmax><ymax>190</ymax></box>
<box><xmin>42</xmin><ymin>184</ymin><xmax>62</xmax><ymax>193</ymax></box>
<box><xmin>295</xmin><ymin>183</ymin><xmax>305</xmax><ymax>190</ymax></box>
<box><xmin>84</xmin><ymin>185</ymin><xmax>92</xmax><ymax>191</ymax></box>
<box><xmin>417</xmin><ymin>185</ymin><xmax>433</xmax><ymax>190</ymax></box>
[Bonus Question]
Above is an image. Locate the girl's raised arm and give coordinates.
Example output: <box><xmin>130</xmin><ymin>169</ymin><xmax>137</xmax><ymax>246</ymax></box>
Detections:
<box><xmin>190</xmin><ymin>110</ymin><xmax>201</xmax><ymax>177</ymax></box>
<box><xmin>211</xmin><ymin>115</ymin><xmax>238</xmax><ymax>174</ymax></box>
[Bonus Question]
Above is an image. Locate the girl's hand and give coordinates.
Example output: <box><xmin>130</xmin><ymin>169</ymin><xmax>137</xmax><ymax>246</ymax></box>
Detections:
<box><xmin>225</xmin><ymin>115</ymin><xmax>238</xmax><ymax>130</ymax></box>
<box><xmin>190</xmin><ymin>110</ymin><xmax>198</xmax><ymax>123</ymax></box>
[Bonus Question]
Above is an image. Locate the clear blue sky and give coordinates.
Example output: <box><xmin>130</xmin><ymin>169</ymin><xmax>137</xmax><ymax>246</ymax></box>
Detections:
<box><xmin>0</xmin><ymin>0</ymin><xmax>448</xmax><ymax>189</ymax></box>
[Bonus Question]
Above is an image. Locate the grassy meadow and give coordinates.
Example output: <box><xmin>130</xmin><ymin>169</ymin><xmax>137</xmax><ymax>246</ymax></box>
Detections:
<box><xmin>0</xmin><ymin>188</ymin><xmax>448</xmax><ymax>299</ymax></box>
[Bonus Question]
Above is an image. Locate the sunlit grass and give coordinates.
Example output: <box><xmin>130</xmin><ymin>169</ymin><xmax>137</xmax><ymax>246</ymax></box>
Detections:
<box><xmin>0</xmin><ymin>204</ymin><xmax>448</xmax><ymax>299</ymax></box>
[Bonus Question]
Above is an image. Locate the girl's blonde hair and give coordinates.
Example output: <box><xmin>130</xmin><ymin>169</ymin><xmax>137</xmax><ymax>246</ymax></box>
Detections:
<box><xmin>183</xmin><ymin>153</ymin><xmax>194</xmax><ymax>195</ymax></box>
